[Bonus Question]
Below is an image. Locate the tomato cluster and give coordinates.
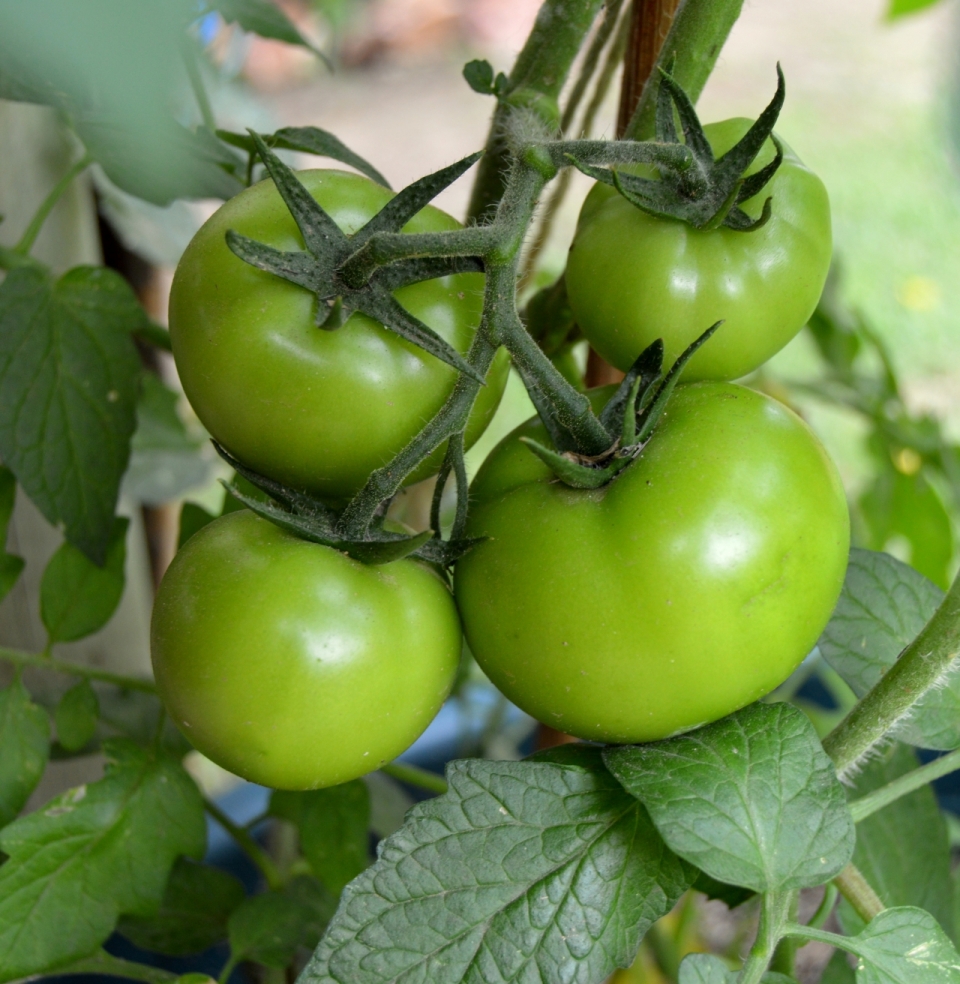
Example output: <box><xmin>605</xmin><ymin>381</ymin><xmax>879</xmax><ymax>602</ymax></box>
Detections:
<box><xmin>155</xmin><ymin>111</ymin><xmax>847</xmax><ymax>789</ymax></box>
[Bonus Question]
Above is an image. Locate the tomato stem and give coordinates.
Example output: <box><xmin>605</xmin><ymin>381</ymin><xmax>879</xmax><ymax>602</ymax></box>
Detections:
<box><xmin>203</xmin><ymin>796</ymin><xmax>284</xmax><ymax>891</ymax></box>
<box><xmin>10</xmin><ymin>152</ymin><xmax>91</xmax><ymax>260</ymax></box>
<box><xmin>848</xmin><ymin>746</ymin><xmax>960</xmax><ymax>824</ymax></box>
<box><xmin>380</xmin><ymin>762</ymin><xmax>448</xmax><ymax>796</ymax></box>
<box><xmin>823</xmin><ymin>563</ymin><xmax>960</xmax><ymax>781</ymax></box>
<box><xmin>736</xmin><ymin>890</ymin><xmax>790</xmax><ymax>984</ymax></box>
<box><xmin>621</xmin><ymin>0</ymin><xmax>747</xmax><ymax>141</ymax></box>
<box><xmin>0</xmin><ymin>645</ymin><xmax>156</xmax><ymax>693</ymax></box>
<box><xmin>832</xmin><ymin>862</ymin><xmax>885</xmax><ymax>923</ymax></box>
<box><xmin>465</xmin><ymin>0</ymin><xmax>607</xmax><ymax>223</ymax></box>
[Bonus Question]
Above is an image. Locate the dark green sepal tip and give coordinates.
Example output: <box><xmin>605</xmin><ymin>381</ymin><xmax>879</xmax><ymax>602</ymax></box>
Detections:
<box><xmin>223</xmin><ymin>132</ymin><xmax>485</xmax><ymax>380</ymax></box>
<box><xmin>519</xmin><ymin>437</ymin><xmax>628</xmax><ymax>490</ymax></box>
<box><xmin>213</xmin><ymin>442</ymin><xmax>473</xmax><ymax>568</ymax></box>
<box><xmin>633</xmin><ymin>320</ymin><xmax>723</xmax><ymax>445</ymax></box>
<box><xmin>572</xmin><ymin>64</ymin><xmax>786</xmax><ymax>232</ymax></box>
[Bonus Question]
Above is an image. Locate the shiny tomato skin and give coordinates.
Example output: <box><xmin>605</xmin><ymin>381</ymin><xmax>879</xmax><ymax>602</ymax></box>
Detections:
<box><xmin>566</xmin><ymin>120</ymin><xmax>831</xmax><ymax>380</ymax></box>
<box><xmin>151</xmin><ymin>511</ymin><xmax>461</xmax><ymax>790</ymax></box>
<box><xmin>455</xmin><ymin>383</ymin><xmax>849</xmax><ymax>743</ymax></box>
<box><xmin>169</xmin><ymin>169</ymin><xmax>509</xmax><ymax>502</ymax></box>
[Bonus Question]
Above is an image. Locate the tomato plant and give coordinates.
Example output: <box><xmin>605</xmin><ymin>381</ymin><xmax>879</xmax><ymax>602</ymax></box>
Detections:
<box><xmin>2</xmin><ymin>3</ymin><xmax>960</xmax><ymax>984</ymax></box>
<box><xmin>456</xmin><ymin>382</ymin><xmax>850</xmax><ymax>742</ymax></box>
<box><xmin>170</xmin><ymin>169</ymin><xmax>510</xmax><ymax>502</ymax></box>
<box><xmin>151</xmin><ymin>510</ymin><xmax>461</xmax><ymax>790</ymax></box>
<box><xmin>566</xmin><ymin>119</ymin><xmax>832</xmax><ymax>381</ymax></box>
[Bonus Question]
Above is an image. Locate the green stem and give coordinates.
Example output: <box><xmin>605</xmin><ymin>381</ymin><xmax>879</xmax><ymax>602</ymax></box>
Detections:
<box><xmin>849</xmin><ymin>747</ymin><xmax>960</xmax><ymax>824</ymax></box>
<box><xmin>823</xmin><ymin>565</ymin><xmax>960</xmax><ymax>781</ymax></box>
<box><xmin>380</xmin><ymin>761</ymin><xmax>448</xmax><ymax>795</ymax></box>
<box><xmin>181</xmin><ymin>38</ymin><xmax>217</xmax><ymax>132</ymax></box>
<box><xmin>833</xmin><ymin>862</ymin><xmax>885</xmax><ymax>923</ymax></box>
<box><xmin>204</xmin><ymin>797</ymin><xmax>284</xmax><ymax>891</ymax></box>
<box><xmin>29</xmin><ymin>949</ymin><xmax>180</xmax><ymax>984</ymax></box>
<box><xmin>519</xmin><ymin>1</ymin><xmax>630</xmax><ymax>288</ymax></box>
<box><xmin>808</xmin><ymin>883</ymin><xmax>839</xmax><ymax>930</ymax></box>
<box><xmin>0</xmin><ymin>646</ymin><xmax>156</xmax><ymax>693</ymax></box>
<box><xmin>466</xmin><ymin>0</ymin><xmax>606</xmax><ymax>222</ymax></box>
<box><xmin>13</xmin><ymin>154</ymin><xmax>92</xmax><ymax>257</ymax></box>
<box><xmin>623</xmin><ymin>0</ymin><xmax>746</xmax><ymax>140</ymax></box>
<box><xmin>737</xmin><ymin>891</ymin><xmax>791</xmax><ymax>984</ymax></box>
<box><xmin>218</xmin><ymin>955</ymin><xmax>239</xmax><ymax>984</ymax></box>
<box><xmin>783</xmin><ymin>922</ymin><xmax>865</xmax><ymax>958</ymax></box>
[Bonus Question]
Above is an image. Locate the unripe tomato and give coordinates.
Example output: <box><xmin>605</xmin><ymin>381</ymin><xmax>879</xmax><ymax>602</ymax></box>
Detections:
<box><xmin>566</xmin><ymin>120</ymin><xmax>831</xmax><ymax>380</ymax></box>
<box><xmin>151</xmin><ymin>511</ymin><xmax>461</xmax><ymax>789</ymax></box>
<box><xmin>455</xmin><ymin>383</ymin><xmax>849</xmax><ymax>743</ymax></box>
<box><xmin>169</xmin><ymin>169</ymin><xmax>509</xmax><ymax>502</ymax></box>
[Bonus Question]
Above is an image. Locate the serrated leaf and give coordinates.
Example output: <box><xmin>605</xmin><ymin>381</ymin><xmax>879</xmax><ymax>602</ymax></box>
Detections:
<box><xmin>822</xmin><ymin>950</ymin><xmax>856</xmax><ymax>983</ymax></box>
<box><xmin>0</xmin><ymin>678</ymin><xmax>50</xmax><ymax>828</ymax></box>
<box><xmin>819</xmin><ymin>549</ymin><xmax>960</xmax><ymax>750</ymax></box>
<box><xmin>604</xmin><ymin>702</ymin><xmax>855</xmax><ymax>893</ymax></box>
<box><xmin>301</xmin><ymin>752</ymin><xmax>694</xmax><ymax>984</ymax></box>
<box><xmin>125</xmin><ymin>374</ymin><xmax>209</xmax><ymax>506</ymax></box>
<box><xmin>677</xmin><ymin>953</ymin><xmax>794</xmax><ymax>983</ymax></box>
<box><xmin>271</xmin><ymin>780</ymin><xmax>370</xmax><ymax>894</ymax></box>
<box><xmin>854</xmin><ymin>907</ymin><xmax>960</xmax><ymax>982</ymax></box>
<box><xmin>228</xmin><ymin>885</ymin><xmax>324</xmax><ymax>968</ymax></box>
<box><xmin>226</xmin><ymin>126</ymin><xmax>391</xmax><ymax>189</ymax></box>
<box><xmin>0</xmin><ymin>738</ymin><xmax>206</xmax><ymax>980</ymax></box>
<box><xmin>55</xmin><ymin>680</ymin><xmax>99</xmax><ymax>752</ymax></box>
<box><xmin>0</xmin><ymin>265</ymin><xmax>141</xmax><ymax>563</ymax></box>
<box><xmin>209</xmin><ymin>0</ymin><xmax>322</xmax><ymax>54</ymax></box>
<box><xmin>839</xmin><ymin>744</ymin><xmax>953</xmax><ymax>941</ymax></box>
<box><xmin>40</xmin><ymin>517</ymin><xmax>128</xmax><ymax>644</ymax></box>
<box><xmin>0</xmin><ymin>467</ymin><xmax>24</xmax><ymax>604</ymax></box>
<box><xmin>117</xmin><ymin>857</ymin><xmax>245</xmax><ymax>957</ymax></box>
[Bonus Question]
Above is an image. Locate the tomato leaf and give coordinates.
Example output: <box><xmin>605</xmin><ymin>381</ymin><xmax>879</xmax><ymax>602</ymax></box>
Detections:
<box><xmin>207</xmin><ymin>0</ymin><xmax>326</xmax><ymax>59</ymax></box>
<box><xmin>0</xmin><ymin>678</ymin><xmax>50</xmax><ymax>828</ymax></box>
<box><xmin>229</xmin><ymin>894</ymin><xmax>311</xmax><ymax>968</ymax></box>
<box><xmin>54</xmin><ymin>680</ymin><xmax>100</xmax><ymax>753</ymax></box>
<box><xmin>818</xmin><ymin>548</ymin><xmax>960</xmax><ymax>751</ymax></box>
<box><xmin>838</xmin><ymin>744</ymin><xmax>954</xmax><ymax>942</ymax></box>
<box><xmin>125</xmin><ymin>374</ymin><xmax>209</xmax><ymax>506</ymax></box>
<box><xmin>117</xmin><ymin>857</ymin><xmax>246</xmax><ymax>957</ymax></box>
<box><xmin>301</xmin><ymin>750</ymin><xmax>694</xmax><ymax>984</ymax></box>
<box><xmin>219</xmin><ymin>127</ymin><xmax>391</xmax><ymax>190</ymax></box>
<box><xmin>0</xmin><ymin>265</ymin><xmax>142</xmax><ymax>564</ymax></box>
<box><xmin>0</xmin><ymin>3</ymin><xmax>242</xmax><ymax>205</ymax></box>
<box><xmin>852</xmin><ymin>907</ymin><xmax>960</xmax><ymax>982</ymax></box>
<box><xmin>270</xmin><ymin>781</ymin><xmax>370</xmax><ymax>894</ymax></box>
<box><xmin>40</xmin><ymin>517</ymin><xmax>128</xmax><ymax>644</ymax></box>
<box><xmin>0</xmin><ymin>739</ymin><xmax>206</xmax><ymax>981</ymax></box>
<box><xmin>678</xmin><ymin>953</ymin><xmax>794</xmax><ymax>983</ymax></box>
<box><xmin>604</xmin><ymin>702</ymin><xmax>855</xmax><ymax>894</ymax></box>
<box><xmin>820</xmin><ymin>950</ymin><xmax>855</xmax><ymax>983</ymax></box>
<box><xmin>0</xmin><ymin>467</ymin><xmax>24</xmax><ymax>604</ymax></box>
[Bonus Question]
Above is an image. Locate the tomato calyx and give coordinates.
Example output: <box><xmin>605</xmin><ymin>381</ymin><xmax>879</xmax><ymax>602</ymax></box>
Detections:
<box><xmin>567</xmin><ymin>65</ymin><xmax>786</xmax><ymax>232</ymax></box>
<box><xmin>520</xmin><ymin>321</ymin><xmax>722</xmax><ymax>489</ymax></box>
<box><xmin>213</xmin><ymin>442</ymin><xmax>479</xmax><ymax>568</ymax></box>
<box><xmin>223</xmin><ymin>131</ymin><xmax>486</xmax><ymax>382</ymax></box>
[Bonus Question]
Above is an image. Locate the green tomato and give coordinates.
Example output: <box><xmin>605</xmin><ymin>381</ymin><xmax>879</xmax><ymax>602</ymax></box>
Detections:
<box><xmin>566</xmin><ymin>120</ymin><xmax>831</xmax><ymax>380</ymax></box>
<box><xmin>455</xmin><ymin>382</ymin><xmax>849</xmax><ymax>743</ymax></box>
<box><xmin>151</xmin><ymin>511</ymin><xmax>461</xmax><ymax>789</ymax></box>
<box><xmin>169</xmin><ymin>169</ymin><xmax>509</xmax><ymax>502</ymax></box>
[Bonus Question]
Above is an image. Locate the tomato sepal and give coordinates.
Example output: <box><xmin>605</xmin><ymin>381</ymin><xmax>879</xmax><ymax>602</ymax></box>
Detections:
<box><xmin>519</xmin><ymin>322</ymin><xmax>722</xmax><ymax>488</ymax></box>
<box><xmin>566</xmin><ymin>65</ymin><xmax>786</xmax><ymax>232</ymax></box>
<box><xmin>225</xmin><ymin>131</ymin><xmax>485</xmax><ymax>381</ymax></box>
<box><xmin>216</xmin><ymin>442</ymin><xmax>479</xmax><ymax>568</ymax></box>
